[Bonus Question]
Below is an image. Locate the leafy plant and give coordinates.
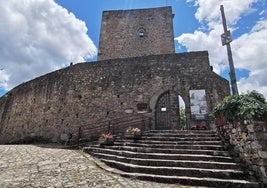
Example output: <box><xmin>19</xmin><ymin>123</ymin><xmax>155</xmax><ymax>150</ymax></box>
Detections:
<box><xmin>180</xmin><ymin>108</ymin><xmax>187</xmax><ymax>130</ymax></box>
<box><xmin>99</xmin><ymin>132</ymin><xmax>114</xmax><ymax>139</ymax></box>
<box><xmin>99</xmin><ymin>132</ymin><xmax>114</xmax><ymax>146</ymax></box>
<box><xmin>213</xmin><ymin>90</ymin><xmax>267</xmax><ymax>123</ymax></box>
<box><xmin>125</xmin><ymin>127</ymin><xmax>141</xmax><ymax>135</ymax></box>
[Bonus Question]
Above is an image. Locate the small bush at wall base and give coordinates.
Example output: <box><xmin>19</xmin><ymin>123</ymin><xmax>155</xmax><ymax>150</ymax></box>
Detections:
<box><xmin>214</xmin><ymin>90</ymin><xmax>267</xmax><ymax>123</ymax></box>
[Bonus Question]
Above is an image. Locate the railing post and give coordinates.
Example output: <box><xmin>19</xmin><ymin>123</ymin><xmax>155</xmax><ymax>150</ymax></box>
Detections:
<box><xmin>142</xmin><ymin>117</ymin><xmax>145</xmax><ymax>131</ymax></box>
<box><xmin>108</xmin><ymin>121</ymin><xmax>111</xmax><ymax>133</ymax></box>
<box><xmin>77</xmin><ymin>127</ymin><xmax>81</xmax><ymax>146</ymax></box>
<box><xmin>149</xmin><ymin>117</ymin><xmax>152</xmax><ymax>131</ymax></box>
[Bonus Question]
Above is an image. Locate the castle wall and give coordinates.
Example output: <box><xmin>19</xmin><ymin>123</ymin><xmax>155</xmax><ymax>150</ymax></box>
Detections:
<box><xmin>0</xmin><ymin>52</ymin><xmax>230</xmax><ymax>143</ymax></box>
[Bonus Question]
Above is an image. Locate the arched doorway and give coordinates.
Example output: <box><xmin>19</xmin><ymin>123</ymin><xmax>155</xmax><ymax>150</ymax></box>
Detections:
<box><xmin>178</xmin><ymin>95</ymin><xmax>187</xmax><ymax>130</ymax></box>
<box><xmin>155</xmin><ymin>91</ymin><xmax>171</xmax><ymax>130</ymax></box>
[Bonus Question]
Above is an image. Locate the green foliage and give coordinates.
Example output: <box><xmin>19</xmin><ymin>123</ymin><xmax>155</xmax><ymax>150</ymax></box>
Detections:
<box><xmin>214</xmin><ymin>91</ymin><xmax>267</xmax><ymax>123</ymax></box>
<box><xmin>180</xmin><ymin>108</ymin><xmax>187</xmax><ymax>130</ymax></box>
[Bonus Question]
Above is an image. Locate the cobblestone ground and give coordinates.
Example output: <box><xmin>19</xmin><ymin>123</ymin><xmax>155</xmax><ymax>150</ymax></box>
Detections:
<box><xmin>0</xmin><ymin>145</ymin><xmax>198</xmax><ymax>188</ymax></box>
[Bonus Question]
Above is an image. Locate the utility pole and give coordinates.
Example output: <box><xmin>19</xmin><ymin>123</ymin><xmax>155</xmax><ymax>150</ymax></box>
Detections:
<box><xmin>220</xmin><ymin>5</ymin><xmax>239</xmax><ymax>95</ymax></box>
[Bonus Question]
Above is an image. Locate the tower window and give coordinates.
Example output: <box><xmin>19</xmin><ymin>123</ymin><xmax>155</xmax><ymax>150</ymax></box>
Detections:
<box><xmin>139</xmin><ymin>31</ymin><xmax>144</xmax><ymax>38</ymax></box>
<box><xmin>138</xmin><ymin>28</ymin><xmax>145</xmax><ymax>38</ymax></box>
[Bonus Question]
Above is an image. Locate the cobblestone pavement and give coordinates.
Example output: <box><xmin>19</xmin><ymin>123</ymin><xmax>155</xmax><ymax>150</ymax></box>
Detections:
<box><xmin>0</xmin><ymin>145</ymin><xmax>201</xmax><ymax>188</ymax></box>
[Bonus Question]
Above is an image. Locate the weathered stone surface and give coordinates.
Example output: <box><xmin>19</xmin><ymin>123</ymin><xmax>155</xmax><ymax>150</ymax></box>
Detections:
<box><xmin>98</xmin><ymin>7</ymin><xmax>175</xmax><ymax>60</ymax></box>
<box><xmin>0</xmin><ymin>52</ymin><xmax>229</xmax><ymax>144</ymax></box>
<box><xmin>84</xmin><ymin>130</ymin><xmax>261</xmax><ymax>187</ymax></box>
<box><xmin>258</xmin><ymin>151</ymin><xmax>267</xmax><ymax>158</ymax></box>
<box><xmin>0</xmin><ymin>145</ymin><xmax>189</xmax><ymax>188</ymax></box>
<box><xmin>60</xmin><ymin>133</ymin><xmax>70</xmax><ymax>142</ymax></box>
<box><xmin>232</xmin><ymin>128</ymin><xmax>237</xmax><ymax>134</ymax></box>
<box><xmin>247</xmin><ymin>124</ymin><xmax>255</xmax><ymax>132</ymax></box>
<box><xmin>242</xmin><ymin>132</ymin><xmax>248</xmax><ymax>141</ymax></box>
<box><xmin>0</xmin><ymin>6</ymin><xmax>230</xmax><ymax>144</ymax></box>
<box><xmin>217</xmin><ymin>120</ymin><xmax>267</xmax><ymax>183</ymax></box>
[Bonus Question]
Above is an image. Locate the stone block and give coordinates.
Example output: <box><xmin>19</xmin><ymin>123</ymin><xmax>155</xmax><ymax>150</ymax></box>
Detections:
<box><xmin>60</xmin><ymin>133</ymin><xmax>69</xmax><ymax>142</ymax></box>
<box><xmin>247</xmin><ymin>124</ymin><xmax>254</xmax><ymax>133</ymax></box>
<box><xmin>258</xmin><ymin>151</ymin><xmax>267</xmax><ymax>159</ymax></box>
<box><xmin>242</xmin><ymin>132</ymin><xmax>247</xmax><ymax>141</ymax></box>
<box><xmin>231</xmin><ymin>128</ymin><xmax>237</xmax><ymax>134</ymax></box>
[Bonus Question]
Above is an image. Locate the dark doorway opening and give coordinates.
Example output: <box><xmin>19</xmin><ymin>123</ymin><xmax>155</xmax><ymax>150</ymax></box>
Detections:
<box><xmin>155</xmin><ymin>91</ymin><xmax>171</xmax><ymax>130</ymax></box>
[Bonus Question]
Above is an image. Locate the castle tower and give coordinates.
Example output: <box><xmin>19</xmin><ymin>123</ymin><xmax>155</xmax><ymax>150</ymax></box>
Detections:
<box><xmin>98</xmin><ymin>6</ymin><xmax>175</xmax><ymax>60</ymax></box>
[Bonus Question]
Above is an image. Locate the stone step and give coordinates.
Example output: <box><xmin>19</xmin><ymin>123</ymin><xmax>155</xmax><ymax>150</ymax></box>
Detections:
<box><xmin>117</xmin><ymin>142</ymin><xmax>226</xmax><ymax>151</ymax></box>
<box><xmin>92</xmin><ymin>156</ymin><xmax>261</xmax><ymax>188</ymax></box>
<box><xmin>121</xmin><ymin>173</ymin><xmax>260</xmax><ymax>188</ymax></box>
<box><xmin>101</xmin><ymin>159</ymin><xmax>247</xmax><ymax>180</ymax></box>
<box><xmin>146</xmin><ymin>130</ymin><xmax>216</xmax><ymax>134</ymax></box>
<box><xmin>140</xmin><ymin>136</ymin><xmax>221</xmax><ymax>141</ymax></box>
<box><xmin>84</xmin><ymin>147</ymin><xmax>234</xmax><ymax>162</ymax></box>
<box><xmin>117</xmin><ymin>139</ymin><xmax>223</xmax><ymax>145</ymax></box>
<box><xmin>83</xmin><ymin>130</ymin><xmax>261</xmax><ymax>187</ymax></box>
<box><xmin>143</xmin><ymin>132</ymin><xmax>218</xmax><ymax>138</ymax></box>
<box><xmin>107</xmin><ymin>145</ymin><xmax>230</xmax><ymax>156</ymax></box>
<box><xmin>92</xmin><ymin>152</ymin><xmax>240</xmax><ymax>170</ymax></box>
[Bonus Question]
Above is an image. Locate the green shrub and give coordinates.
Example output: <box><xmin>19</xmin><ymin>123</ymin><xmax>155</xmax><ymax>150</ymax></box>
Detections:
<box><xmin>214</xmin><ymin>91</ymin><xmax>267</xmax><ymax>123</ymax></box>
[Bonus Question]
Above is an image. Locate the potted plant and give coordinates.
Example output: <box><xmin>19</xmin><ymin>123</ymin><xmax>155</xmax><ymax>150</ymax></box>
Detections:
<box><xmin>125</xmin><ymin>127</ymin><xmax>142</xmax><ymax>139</ymax></box>
<box><xmin>98</xmin><ymin>132</ymin><xmax>114</xmax><ymax>146</ymax></box>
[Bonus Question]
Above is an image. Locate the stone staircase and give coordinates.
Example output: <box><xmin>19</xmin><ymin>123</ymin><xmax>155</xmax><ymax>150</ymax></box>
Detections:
<box><xmin>83</xmin><ymin>130</ymin><xmax>261</xmax><ymax>188</ymax></box>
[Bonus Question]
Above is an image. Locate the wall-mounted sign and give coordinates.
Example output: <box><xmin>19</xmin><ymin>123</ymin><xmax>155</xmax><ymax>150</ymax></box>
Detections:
<box><xmin>137</xmin><ymin>103</ymin><xmax>148</xmax><ymax>113</ymax></box>
<box><xmin>161</xmin><ymin>107</ymin><xmax>167</xmax><ymax>112</ymax></box>
<box><xmin>189</xmin><ymin>89</ymin><xmax>208</xmax><ymax>120</ymax></box>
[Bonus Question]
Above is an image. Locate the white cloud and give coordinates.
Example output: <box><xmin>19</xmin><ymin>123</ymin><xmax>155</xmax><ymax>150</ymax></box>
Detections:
<box><xmin>192</xmin><ymin>0</ymin><xmax>259</xmax><ymax>28</ymax></box>
<box><xmin>176</xmin><ymin>25</ymin><xmax>228</xmax><ymax>74</ymax></box>
<box><xmin>0</xmin><ymin>69</ymin><xmax>9</xmax><ymax>90</ymax></box>
<box><xmin>176</xmin><ymin>0</ymin><xmax>267</xmax><ymax>99</ymax></box>
<box><xmin>233</xmin><ymin>20</ymin><xmax>267</xmax><ymax>97</ymax></box>
<box><xmin>0</xmin><ymin>0</ymin><xmax>97</xmax><ymax>91</ymax></box>
<box><xmin>233</xmin><ymin>20</ymin><xmax>267</xmax><ymax>70</ymax></box>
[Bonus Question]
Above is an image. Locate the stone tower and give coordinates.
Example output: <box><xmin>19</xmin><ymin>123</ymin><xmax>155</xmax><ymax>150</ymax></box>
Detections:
<box><xmin>98</xmin><ymin>6</ymin><xmax>175</xmax><ymax>60</ymax></box>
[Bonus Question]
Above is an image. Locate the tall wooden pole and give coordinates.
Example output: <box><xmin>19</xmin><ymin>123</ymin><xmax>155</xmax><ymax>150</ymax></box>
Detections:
<box><xmin>220</xmin><ymin>5</ymin><xmax>239</xmax><ymax>95</ymax></box>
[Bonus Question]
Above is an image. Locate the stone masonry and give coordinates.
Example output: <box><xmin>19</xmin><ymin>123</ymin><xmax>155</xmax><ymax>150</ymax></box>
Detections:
<box><xmin>98</xmin><ymin>6</ymin><xmax>175</xmax><ymax>60</ymax></box>
<box><xmin>0</xmin><ymin>52</ymin><xmax>229</xmax><ymax>144</ymax></box>
<box><xmin>0</xmin><ymin>144</ymin><xmax>193</xmax><ymax>188</ymax></box>
<box><xmin>0</xmin><ymin>6</ymin><xmax>230</xmax><ymax>144</ymax></box>
<box><xmin>217</xmin><ymin>119</ymin><xmax>267</xmax><ymax>183</ymax></box>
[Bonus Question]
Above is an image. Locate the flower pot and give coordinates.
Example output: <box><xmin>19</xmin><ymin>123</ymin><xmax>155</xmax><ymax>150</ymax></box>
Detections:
<box><xmin>215</xmin><ymin>115</ymin><xmax>227</xmax><ymax>126</ymax></box>
<box><xmin>99</xmin><ymin>137</ymin><xmax>114</xmax><ymax>146</ymax></box>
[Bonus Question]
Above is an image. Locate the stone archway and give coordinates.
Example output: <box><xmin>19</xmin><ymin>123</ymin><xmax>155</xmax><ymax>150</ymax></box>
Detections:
<box><xmin>150</xmin><ymin>89</ymin><xmax>188</xmax><ymax>130</ymax></box>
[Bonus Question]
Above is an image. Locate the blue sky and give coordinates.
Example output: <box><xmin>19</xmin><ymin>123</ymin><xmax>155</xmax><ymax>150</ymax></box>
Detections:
<box><xmin>0</xmin><ymin>0</ymin><xmax>267</xmax><ymax>98</ymax></box>
<box><xmin>55</xmin><ymin>0</ymin><xmax>199</xmax><ymax>58</ymax></box>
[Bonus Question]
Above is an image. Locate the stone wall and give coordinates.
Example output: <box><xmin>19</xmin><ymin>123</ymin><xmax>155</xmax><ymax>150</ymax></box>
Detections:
<box><xmin>217</xmin><ymin>119</ymin><xmax>267</xmax><ymax>183</ymax></box>
<box><xmin>98</xmin><ymin>6</ymin><xmax>175</xmax><ymax>60</ymax></box>
<box><xmin>0</xmin><ymin>52</ymin><xmax>229</xmax><ymax>144</ymax></box>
